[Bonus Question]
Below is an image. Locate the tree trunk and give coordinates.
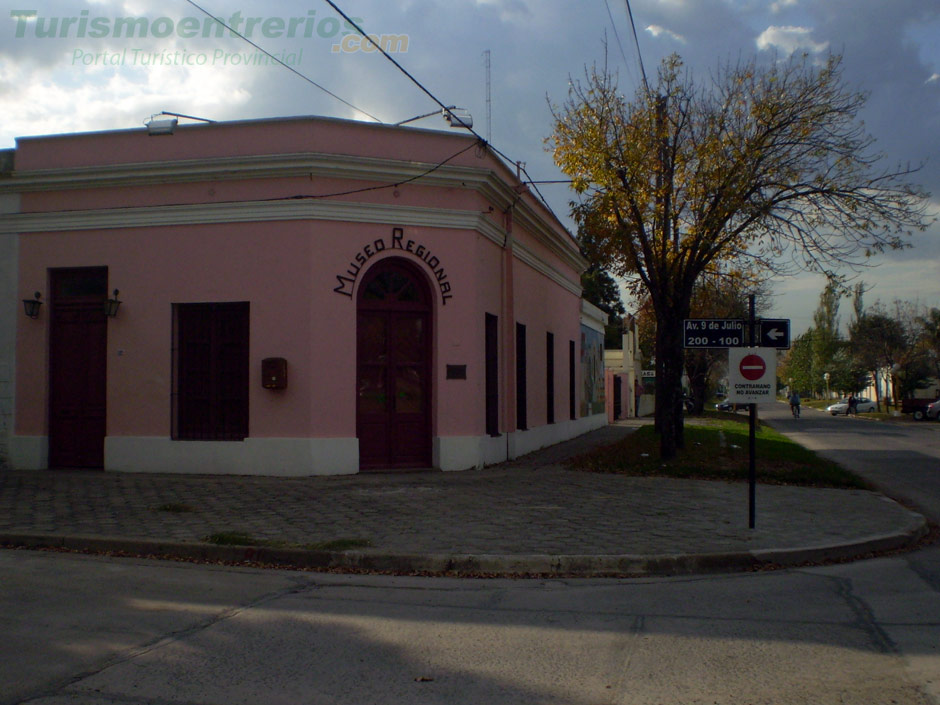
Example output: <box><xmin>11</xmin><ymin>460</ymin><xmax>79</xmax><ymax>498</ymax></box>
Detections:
<box><xmin>655</xmin><ymin>313</ymin><xmax>686</xmax><ymax>459</ymax></box>
<box><xmin>685</xmin><ymin>350</ymin><xmax>709</xmax><ymax>414</ymax></box>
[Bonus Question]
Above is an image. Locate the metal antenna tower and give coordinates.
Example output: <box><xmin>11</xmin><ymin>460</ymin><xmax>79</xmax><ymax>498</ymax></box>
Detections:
<box><xmin>483</xmin><ymin>49</ymin><xmax>492</xmax><ymax>144</ymax></box>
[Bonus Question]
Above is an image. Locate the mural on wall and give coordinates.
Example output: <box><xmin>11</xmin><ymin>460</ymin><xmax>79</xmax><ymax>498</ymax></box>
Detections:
<box><xmin>580</xmin><ymin>324</ymin><xmax>605</xmax><ymax>416</ymax></box>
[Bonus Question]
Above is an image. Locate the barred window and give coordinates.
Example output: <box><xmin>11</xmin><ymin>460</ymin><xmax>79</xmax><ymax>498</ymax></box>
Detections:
<box><xmin>173</xmin><ymin>302</ymin><xmax>249</xmax><ymax>441</ymax></box>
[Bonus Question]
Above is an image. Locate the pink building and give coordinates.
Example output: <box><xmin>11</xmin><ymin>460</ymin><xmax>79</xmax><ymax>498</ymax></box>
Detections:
<box><xmin>0</xmin><ymin>116</ymin><xmax>607</xmax><ymax>475</ymax></box>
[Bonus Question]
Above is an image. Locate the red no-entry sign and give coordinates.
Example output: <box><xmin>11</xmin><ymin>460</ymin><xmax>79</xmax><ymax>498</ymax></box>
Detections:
<box><xmin>727</xmin><ymin>348</ymin><xmax>777</xmax><ymax>405</ymax></box>
<box><xmin>739</xmin><ymin>354</ymin><xmax>766</xmax><ymax>381</ymax></box>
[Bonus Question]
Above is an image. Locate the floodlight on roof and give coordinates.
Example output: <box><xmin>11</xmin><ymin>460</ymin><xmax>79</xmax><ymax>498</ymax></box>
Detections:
<box><xmin>442</xmin><ymin>108</ymin><xmax>473</xmax><ymax>129</ymax></box>
<box><xmin>144</xmin><ymin>111</ymin><xmax>215</xmax><ymax>136</ymax></box>
<box><xmin>145</xmin><ymin>116</ymin><xmax>178</xmax><ymax>136</ymax></box>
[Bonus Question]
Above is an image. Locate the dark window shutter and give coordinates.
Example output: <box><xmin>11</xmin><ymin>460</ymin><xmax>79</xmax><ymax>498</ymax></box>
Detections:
<box><xmin>175</xmin><ymin>302</ymin><xmax>249</xmax><ymax>440</ymax></box>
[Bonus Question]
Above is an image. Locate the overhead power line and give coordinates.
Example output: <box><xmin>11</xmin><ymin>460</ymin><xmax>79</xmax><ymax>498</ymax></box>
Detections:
<box><xmin>183</xmin><ymin>0</ymin><xmax>569</xmax><ymax>225</ymax></box>
<box><xmin>183</xmin><ymin>0</ymin><xmax>382</xmax><ymax>122</ymax></box>
<box><xmin>603</xmin><ymin>0</ymin><xmax>633</xmax><ymax>79</ymax></box>
<box><xmin>318</xmin><ymin>0</ymin><xmax>562</xmax><ymax>218</ymax></box>
<box><xmin>624</xmin><ymin>0</ymin><xmax>651</xmax><ymax>99</ymax></box>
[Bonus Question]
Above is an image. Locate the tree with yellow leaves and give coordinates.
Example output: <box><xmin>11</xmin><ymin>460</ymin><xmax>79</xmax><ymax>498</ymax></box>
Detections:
<box><xmin>548</xmin><ymin>53</ymin><xmax>930</xmax><ymax>459</ymax></box>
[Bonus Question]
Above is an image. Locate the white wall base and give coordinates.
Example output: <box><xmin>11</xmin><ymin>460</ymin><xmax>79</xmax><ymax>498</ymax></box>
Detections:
<box><xmin>13</xmin><ymin>419</ymin><xmax>610</xmax><ymax>476</ymax></box>
<box><xmin>9</xmin><ymin>435</ymin><xmax>48</xmax><ymax>470</ymax></box>
<box><xmin>105</xmin><ymin>437</ymin><xmax>359</xmax><ymax>476</ymax></box>
<box><xmin>508</xmin><ymin>414</ymin><xmax>608</xmax><ymax>458</ymax></box>
<box><xmin>437</xmin><ymin>413</ymin><xmax>609</xmax><ymax>471</ymax></box>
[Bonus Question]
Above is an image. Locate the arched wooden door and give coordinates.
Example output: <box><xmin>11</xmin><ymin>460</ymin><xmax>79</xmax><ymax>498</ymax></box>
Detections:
<box><xmin>356</xmin><ymin>259</ymin><xmax>432</xmax><ymax>470</ymax></box>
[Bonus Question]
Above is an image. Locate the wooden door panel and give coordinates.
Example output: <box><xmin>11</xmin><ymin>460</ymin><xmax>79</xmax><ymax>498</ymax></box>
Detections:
<box><xmin>49</xmin><ymin>269</ymin><xmax>108</xmax><ymax>469</ymax></box>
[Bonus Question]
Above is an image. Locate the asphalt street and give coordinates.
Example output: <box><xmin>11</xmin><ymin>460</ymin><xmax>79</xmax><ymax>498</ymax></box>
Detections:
<box><xmin>2</xmin><ymin>546</ymin><xmax>938</xmax><ymax>705</ymax></box>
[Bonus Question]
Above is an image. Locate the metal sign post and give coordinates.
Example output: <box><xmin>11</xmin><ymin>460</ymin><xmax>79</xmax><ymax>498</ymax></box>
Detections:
<box><xmin>748</xmin><ymin>296</ymin><xmax>757</xmax><ymax>530</ymax></box>
<box><xmin>685</xmin><ymin>308</ymin><xmax>788</xmax><ymax>529</ymax></box>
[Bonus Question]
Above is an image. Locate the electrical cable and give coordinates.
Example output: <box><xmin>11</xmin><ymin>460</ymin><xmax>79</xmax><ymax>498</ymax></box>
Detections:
<box><xmin>604</xmin><ymin>0</ymin><xmax>635</xmax><ymax>82</ymax></box>
<box><xmin>184</xmin><ymin>0</ymin><xmax>570</xmax><ymax>227</ymax></box>
<box><xmin>624</xmin><ymin>0</ymin><xmax>651</xmax><ymax>100</ymax></box>
<box><xmin>318</xmin><ymin>0</ymin><xmax>566</xmax><ymax>225</ymax></box>
<box><xmin>183</xmin><ymin>0</ymin><xmax>383</xmax><ymax>122</ymax></box>
<box><xmin>16</xmin><ymin>142</ymin><xmax>484</xmax><ymax>216</ymax></box>
<box><xmin>269</xmin><ymin>139</ymin><xmax>482</xmax><ymax>200</ymax></box>
<box><xmin>320</xmin><ymin>0</ymin><xmax>458</xmax><ymax>127</ymax></box>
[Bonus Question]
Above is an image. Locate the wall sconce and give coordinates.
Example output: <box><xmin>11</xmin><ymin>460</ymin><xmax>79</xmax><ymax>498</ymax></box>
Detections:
<box><xmin>22</xmin><ymin>292</ymin><xmax>42</xmax><ymax>319</ymax></box>
<box><xmin>104</xmin><ymin>289</ymin><xmax>121</xmax><ymax>317</ymax></box>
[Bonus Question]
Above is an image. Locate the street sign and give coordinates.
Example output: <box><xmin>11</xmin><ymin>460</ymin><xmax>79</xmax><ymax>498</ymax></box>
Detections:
<box><xmin>758</xmin><ymin>318</ymin><xmax>790</xmax><ymax>349</ymax></box>
<box><xmin>683</xmin><ymin>319</ymin><xmax>745</xmax><ymax>348</ymax></box>
<box><xmin>684</xmin><ymin>317</ymin><xmax>790</xmax><ymax>348</ymax></box>
<box><xmin>727</xmin><ymin>348</ymin><xmax>777</xmax><ymax>404</ymax></box>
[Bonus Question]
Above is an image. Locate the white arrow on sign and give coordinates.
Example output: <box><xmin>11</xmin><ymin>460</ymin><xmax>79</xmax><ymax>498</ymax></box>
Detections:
<box><xmin>765</xmin><ymin>327</ymin><xmax>784</xmax><ymax>341</ymax></box>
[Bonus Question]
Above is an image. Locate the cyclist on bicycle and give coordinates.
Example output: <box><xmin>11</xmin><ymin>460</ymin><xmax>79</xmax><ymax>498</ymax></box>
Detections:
<box><xmin>789</xmin><ymin>390</ymin><xmax>801</xmax><ymax>417</ymax></box>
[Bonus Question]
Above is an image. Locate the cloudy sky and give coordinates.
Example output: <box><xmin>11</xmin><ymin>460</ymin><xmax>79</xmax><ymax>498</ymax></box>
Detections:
<box><xmin>2</xmin><ymin>0</ymin><xmax>939</xmax><ymax>334</ymax></box>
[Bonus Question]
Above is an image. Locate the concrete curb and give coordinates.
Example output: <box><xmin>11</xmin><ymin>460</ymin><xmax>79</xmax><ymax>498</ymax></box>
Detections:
<box><xmin>0</xmin><ymin>510</ymin><xmax>929</xmax><ymax>577</ymax></box>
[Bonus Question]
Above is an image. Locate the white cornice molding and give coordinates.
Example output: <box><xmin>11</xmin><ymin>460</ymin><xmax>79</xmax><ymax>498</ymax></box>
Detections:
<box><xmin>3</xmin><ymin>149</ymin><xmax>585</xmax><ymax>273</ymax></box>
<box><xmin>0</xmin><ymin>152</ymin><xmax>489</xmax><ymax>193</ymax></box>
<box><xmin>4</xmin><ymin>151</ymin><xmax>584</xmax><ymax>267</ymax></box>
<box><xmin>512</xmin><ymin>239</ymin><xmax>582</xmax><ymax>296</ymax></box>
<box><xmin>1</xmin><ymin>199</ymin><xmax>481</xmax><ymax>232</ymax></box>
<box><xmin>1</xmin><ymin>198</ymin><xmax>581</xmax><ymax>296</ymax></box>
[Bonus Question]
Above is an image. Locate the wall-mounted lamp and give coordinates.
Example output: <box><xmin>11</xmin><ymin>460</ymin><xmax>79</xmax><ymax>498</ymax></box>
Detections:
<box><xmin>145</xmin><ymin>111</ymin><xmax>215</xmax><ymax>136</ymax></box>
<box><xmin>146</xmin><ymin>116</ymin><xmax>178</xmax><ymax>136</ymax></box>
<box><xmin>393</xmin><ymin>106</ymin><xmax>473</xmax><ymax>129</ymax></box>
<box><xmin>22</xmin><ymin>292</ymin><xmax>42</xmax><ymax>319</ymax></box>
<box><xmin>442</xmin><ymin>107</ymin><xmax>473</xmax><ymax>129</ymax></box>
<box><xmin>104</xmin><ymin>289</ymin><xmax>121</xmax><ymax>318</ymax></box>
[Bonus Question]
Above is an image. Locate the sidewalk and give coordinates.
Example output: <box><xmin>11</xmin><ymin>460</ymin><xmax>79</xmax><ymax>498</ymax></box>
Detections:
<box><xmin>0</xmin><ymin>421</ymin><xmax>928</xmax><ymax>576</ymax></box>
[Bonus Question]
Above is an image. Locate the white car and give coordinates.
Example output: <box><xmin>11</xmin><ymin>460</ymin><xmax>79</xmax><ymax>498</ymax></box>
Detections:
<box><xmin>827</xmin><ymin>397</ymin><xmax>877</xmax><ymax>415</ymax></box>
<box><xmin>927</xmin><ymin>400</ymin><xmax>940</xmax><ymax>421</ymax></box>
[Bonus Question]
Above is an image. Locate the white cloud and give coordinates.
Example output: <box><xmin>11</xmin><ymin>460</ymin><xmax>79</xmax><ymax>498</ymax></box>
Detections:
<box><xmin>927</xmin><ymin>73</ymin><xmax>940</xmax><ymax>84</ymax></box>
<box><xmin>770</xmin><ymin>0</ymin><xmax>799</xmax><ymax>14</ymax></box>
<box><xmin>756</xmin><ymin>25</ymin><xmax>829</xmax><ymax>54</ymax></box>
<box><xmin>471</xmin><ymin>0</ymin><xmax>530</xmax><ymax>22</ymax></box>
<box><xmin>0</xmin><ymin>57</ymin><xmax>252</xmax><ymax>145</ymax></box>
<box><xmin>646</xmin><ymin>24</ymin><xmax>687</xmax><ymax>44</ymax></box>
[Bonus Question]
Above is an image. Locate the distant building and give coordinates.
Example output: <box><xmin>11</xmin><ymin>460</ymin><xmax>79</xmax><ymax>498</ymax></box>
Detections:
<box><xmin>604</xmin><ymin>314</ymin><xmax>649</xmax><ymax>420</ymax></box>
<box><xmin>0</xmin><ymin>115</ymin><xmax>607</xmax><ymax>475</ymax></box>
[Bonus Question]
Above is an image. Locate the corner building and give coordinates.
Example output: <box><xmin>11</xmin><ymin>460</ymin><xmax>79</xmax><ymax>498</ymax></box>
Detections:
<box><xmin>1</xmin><ymin>116</ymin><xmax>606</xmax><ymax>475</ymax></box>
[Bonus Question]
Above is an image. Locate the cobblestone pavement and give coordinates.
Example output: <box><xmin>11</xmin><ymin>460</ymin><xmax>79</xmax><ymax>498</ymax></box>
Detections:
<box><xmin>0</xmin><ymin>422</ymin><xmax>927</xmax><ymax>573</ymax></box>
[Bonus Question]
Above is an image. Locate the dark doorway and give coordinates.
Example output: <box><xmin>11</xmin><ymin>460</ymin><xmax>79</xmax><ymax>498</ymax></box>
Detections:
<box><xmin>356</xmin><ymin>259</ymin><xmax>432</xmax><ymax>470</ymax></box>
<box><xmin>48</xmin><ymin>267</ymin><xmax>109</xmax><ymax>468</ymax></box>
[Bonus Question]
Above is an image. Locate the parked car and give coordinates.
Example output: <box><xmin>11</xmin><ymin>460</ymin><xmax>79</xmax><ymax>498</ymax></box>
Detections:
<box><xmin>926</xmin><ymin>400</ymin><xmax>940</xmax><ymax>420</ymax></box>
<box><xmin>902</xmin><ymin>398</ymin><xmax>934</xmax><ymax>420</ymax></box>
<box><xmin>826</xmin><ymin>397</ymin><xmax>877</xmax><ymax>415</ymax></box>
<box><xmin>715</xmin><ymin>400</ymin><xmax>747</xmax><ymax>413</ymax></box>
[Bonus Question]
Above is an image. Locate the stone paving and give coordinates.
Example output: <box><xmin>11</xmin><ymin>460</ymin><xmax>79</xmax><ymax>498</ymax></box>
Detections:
<box><xmin>0</xmin><ymin>421</ymin><xmax>925</xmax><ymax>569</ymax></box>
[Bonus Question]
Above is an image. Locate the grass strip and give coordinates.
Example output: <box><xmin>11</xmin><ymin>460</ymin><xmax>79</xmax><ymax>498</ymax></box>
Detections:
<box><xmin>568</xmin><ymin>414</ymin><xmax>868</xmax><ymax>489</ymax></box>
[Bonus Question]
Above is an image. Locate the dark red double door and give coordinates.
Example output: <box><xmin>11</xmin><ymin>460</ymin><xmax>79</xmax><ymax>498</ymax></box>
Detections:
<box><xmin>48</xmin><ymin>268</ymin><xmax>109</xmax><ymax>468</ymax></box>
<box><xmin>356</xmin><ymin>260</ymin><xmax>432</xmax><ymax>470</ymax></box>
